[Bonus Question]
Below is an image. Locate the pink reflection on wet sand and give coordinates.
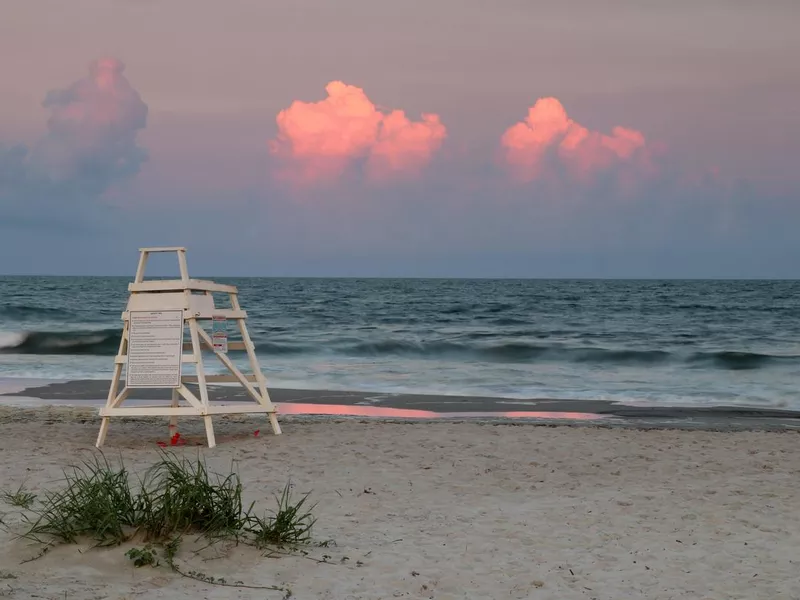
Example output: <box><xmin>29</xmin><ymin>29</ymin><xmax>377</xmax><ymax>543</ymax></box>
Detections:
<box><xmin>276</xmin><ymin>403</ymin><xmax>604</xmax><ymax>420</ymax></box>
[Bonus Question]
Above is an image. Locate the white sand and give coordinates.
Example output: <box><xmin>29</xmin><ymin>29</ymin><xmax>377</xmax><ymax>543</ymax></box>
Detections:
<box><xmin>0</xmin><ymin>406</ymin><xmax>798</xmax><ymax>600</ymax></box>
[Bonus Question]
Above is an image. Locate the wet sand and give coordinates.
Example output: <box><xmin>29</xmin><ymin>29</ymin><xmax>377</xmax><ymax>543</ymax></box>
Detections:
<box><xmin>3</xmin><ymin>378</ymin><xmax>800</xmax><ymax>432</ymax></box>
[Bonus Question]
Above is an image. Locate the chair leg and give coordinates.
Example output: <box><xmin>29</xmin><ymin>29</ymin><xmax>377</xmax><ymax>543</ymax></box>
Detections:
<box><xmin>96</xmin><ymin>417</ymin><xmax>110</xmax><ymax>448</ymax></box>
<box><xmin>203</xmin><ymin>416</ymin><xmax>216</xmax><ymax>448</ymax></box>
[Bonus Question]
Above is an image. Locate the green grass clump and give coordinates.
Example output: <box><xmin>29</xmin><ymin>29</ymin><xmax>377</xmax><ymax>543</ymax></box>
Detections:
<box><xmin>249</xmin><ymin>483</ymin><xmax>316</xmax><ymax>547</ymax></box>
<box><xmin>2</xmin><ymin>483</ymin><xmax>37</xmax><ymax>510</ymax></box>
<box><xmin>136</xmin><ymin>455</ymin><xmax>246</xmax><ymax>542</ymax></box>
<box><xmin>23</xmin><ymin>456</ymin><xmax>137</xmax><ymax>546</ymax></box>
<box><xmin>14</xmin><ymin>452</ymin><xmax>316</xmax><ymax>552</ymax></box>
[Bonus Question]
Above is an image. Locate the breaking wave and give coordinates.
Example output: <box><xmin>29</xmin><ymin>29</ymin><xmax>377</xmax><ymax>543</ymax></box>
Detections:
<box><xmin>0</xmin><ymin>329</ymin><xmax>121</xmax><ymax>355</ymax></box>
<box><xmin>1</xmin><ymin>329</ymin><xmax>796</xmax><ymax>371</ymax></box>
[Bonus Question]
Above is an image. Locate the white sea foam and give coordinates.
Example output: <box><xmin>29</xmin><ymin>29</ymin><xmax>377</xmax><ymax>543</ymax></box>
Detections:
<box><xmin>0</xmin><ymin>331</ymin><xmax>25</xmax><ymax>349</ymax></box>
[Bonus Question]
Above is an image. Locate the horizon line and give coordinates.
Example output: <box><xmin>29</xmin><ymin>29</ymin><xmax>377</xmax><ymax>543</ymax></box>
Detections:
<box><xmin>1</xmin><ymin>274</ymin><xmax>798</xmax><ymax>282</ymax></box>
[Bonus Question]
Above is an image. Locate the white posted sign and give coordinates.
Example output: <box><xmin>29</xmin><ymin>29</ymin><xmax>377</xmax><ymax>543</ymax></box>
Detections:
<box><xmin>212</xmin><ymin>315</ymin><xmax>228</xmax><ymax>353</ymax></box>
<box><xmin>126</xmin><ymin>310</ymin><xmax>185</xmax><ymax>388</ymax></box>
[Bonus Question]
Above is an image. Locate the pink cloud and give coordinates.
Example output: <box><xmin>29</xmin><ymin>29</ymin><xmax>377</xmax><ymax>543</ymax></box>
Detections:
<box><xmin>270</xmin><ymin>81</ymin><xmax>446</xmax><ymax>186</ymax></box>
<box><xmin>501</xmin><ymin>97</ymin><xmax>653</xmax><ymax>186</ymax></box>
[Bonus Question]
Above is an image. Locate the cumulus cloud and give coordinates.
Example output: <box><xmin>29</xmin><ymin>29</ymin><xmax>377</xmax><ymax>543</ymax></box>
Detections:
<box><xmin>500</xmin><ymin>97</ymin><xmax>654</xmax><ymax>187</ymax></box>
<box><xmin>0</xmin><ymin>58</ymin><xmax>148</xmax><ymax>226</ymax></box>
<box><xmin>269</xmin><ymin>81</ymin><xmax>446</xmax><ymax>186</ymax></box>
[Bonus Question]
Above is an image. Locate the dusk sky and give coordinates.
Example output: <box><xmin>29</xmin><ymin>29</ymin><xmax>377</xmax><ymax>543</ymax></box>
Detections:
<box><xmin>1</xmin><ymin>0</ymin><xmax>798</xmax><ymax>277</ymax></box>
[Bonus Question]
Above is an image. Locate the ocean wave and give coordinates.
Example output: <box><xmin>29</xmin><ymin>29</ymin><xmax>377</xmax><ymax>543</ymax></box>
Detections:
<box><xmin>0</xmin><ymin>329</ymin><xmax>310</xmax><ymax>357</ymax></box>
<box><xmin>338</xmin><ymin>340</ymin><xmax>798</xmax><ymax>369</ymax></box>
<box><xmin>253</xmin><ymin>341</ymin><xmax>311</xmax><ymax>355</ymax></box>
<box><xmin>486</xmin><ymin>317</ymin><xmax>529</xmax><ymax>326</ymax></box>
<box><xmin>686</xmin><ymin>351</ymin><xmax>797</xmax><ymax>371</ymax></box>
<box><xmin>0</xmin><ymin>304</ymin><xmax>74</xmax><ymax>320</ymax></box>
<box><xmin>0</xmin><ymin>329</ymin><xmax>121</xmax><ymax>355</ymax></box>
<box><xmin>343</xmin><ymin>340</ymin><xmax>673</xmax><ymax>364</ymax></box>
<box><xmin>1</xmin><ymin>327</ymin><xmax>797</xmax><ymax>371</ymax></box>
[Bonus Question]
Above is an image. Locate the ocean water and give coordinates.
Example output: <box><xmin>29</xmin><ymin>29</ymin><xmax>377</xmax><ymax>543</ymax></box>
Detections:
<box><xmin>1</xmin><ymin>277</ymin><xmax>799</xmax><ymax>409</ymax></box>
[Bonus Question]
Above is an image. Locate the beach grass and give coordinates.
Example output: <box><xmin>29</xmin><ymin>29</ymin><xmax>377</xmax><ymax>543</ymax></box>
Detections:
<box><xmin>1</xmin><ymin>484</ymin><xmax>37</xmax><ymax>510</ymax></box>
<box><xmin>21</xmin><ymin>455</ymin><xmax>137</xmax><ymax>546</ymax></box>
<box><xmin>248</xmin><ymin>482</ymin><xmax>316</xmax><ymax>547</ymax></box>
<box><xmin>135</xmin><ymin>454</ymin><xmax>247</xmax><ymax>543</ymax></box>
<box><xmin>12</xmin><ymin>452</ymin><xmax>317</xmax><ymax>553</ymax></box>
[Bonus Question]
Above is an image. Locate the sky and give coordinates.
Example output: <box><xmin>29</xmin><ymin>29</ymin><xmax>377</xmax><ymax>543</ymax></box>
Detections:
<box><xmin>1</xmin><ymin>0</ymin><xmax>799</xmax><ymax>278</ymax></box>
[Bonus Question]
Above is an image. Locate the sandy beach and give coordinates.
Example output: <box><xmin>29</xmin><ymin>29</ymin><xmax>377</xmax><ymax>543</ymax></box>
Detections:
<box><xmin>0</xmin><ymin>405</ymin><xmax>798</xmax><ymax>599</ymax></box>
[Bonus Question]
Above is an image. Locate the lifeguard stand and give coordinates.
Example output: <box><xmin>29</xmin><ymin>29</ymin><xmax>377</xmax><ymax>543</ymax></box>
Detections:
<box><xmin>96</xmin><ymin>247</ymin><xmax>282</xmax><ymax>448</ymax></box>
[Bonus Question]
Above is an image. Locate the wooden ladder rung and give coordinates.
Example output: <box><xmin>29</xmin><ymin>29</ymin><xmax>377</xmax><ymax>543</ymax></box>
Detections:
<box><xmin>183</xmin><ymin>341</ymin><xmax>248</xmax><ymax>351</ymax></box>
<box><xmin>182</xmin><ymin>374</ymin><xmax>259</xmax><ymax>383</ymax></box>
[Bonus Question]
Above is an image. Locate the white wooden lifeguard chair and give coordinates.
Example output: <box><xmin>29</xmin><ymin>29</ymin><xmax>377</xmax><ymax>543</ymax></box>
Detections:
<box><xmin>96</xmin><ymin>247</ymin><xmax>281</xmax><ymax>448</ymax></box>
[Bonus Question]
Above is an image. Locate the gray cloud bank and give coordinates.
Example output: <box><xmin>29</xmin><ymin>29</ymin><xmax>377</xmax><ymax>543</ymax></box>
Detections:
<box><xmin>0</xmin><ymin>58</ymin><xmax>147</xmax><ymax>228</ymax></box>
